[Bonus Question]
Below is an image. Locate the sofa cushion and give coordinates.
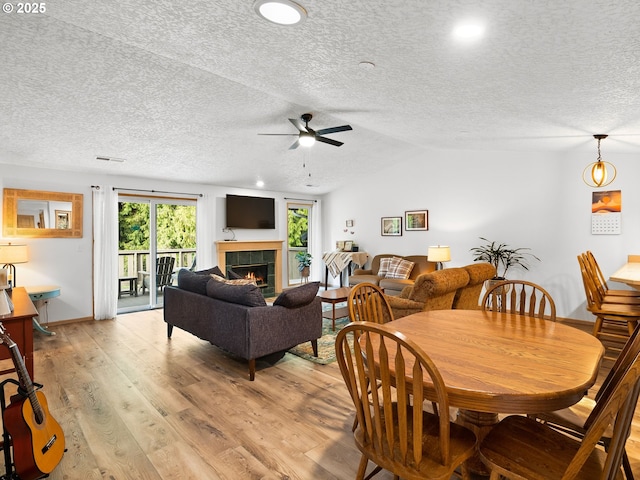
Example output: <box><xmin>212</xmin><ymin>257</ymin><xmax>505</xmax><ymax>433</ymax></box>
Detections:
<box><xmin>206</xmin><ymin>279</ymin><xmax>267</xmax><ymax>307</ymax></box>
<box><xmin>178</xmin><ymin>268</ymin><xmax>218</xmax><ymax>295</ymax></box>
<box><xmin>273</xmin><ymin>282</ymin><xmax>320</xmax><ymax>308</ymax></box>
<box><xmin>377</xmin><ymin>257</ymin><xmax>395</xmax><ymax>277</ymax></box>
<box><xmin>385</xmin><ymin>258</ymin><xmax>415</xmax><ymax>279</ymax></box>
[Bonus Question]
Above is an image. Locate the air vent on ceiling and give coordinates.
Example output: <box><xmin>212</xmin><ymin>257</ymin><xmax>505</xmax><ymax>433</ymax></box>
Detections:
<box><xmin>96</xmin><ymin>155</ymin><xmax>125</xmax><ymax>163</ymax></box>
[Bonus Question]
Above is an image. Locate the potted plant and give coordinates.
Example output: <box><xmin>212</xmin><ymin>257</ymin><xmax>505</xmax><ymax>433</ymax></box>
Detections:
<box><xmin>470</xmin><ymin>237</ymin><xmax>540</xmax><ymax>286</ymax></box>
<box><xmin>295</xmin><ymin>251</ymin><xmax>312</xmax><ymax>280</ymax></box>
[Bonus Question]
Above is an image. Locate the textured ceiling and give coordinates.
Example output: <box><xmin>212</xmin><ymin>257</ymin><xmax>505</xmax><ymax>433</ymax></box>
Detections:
<box><xmin>1</xmin><ymin>0</ymin><xmax>639</xmax><ymax>194</ymax></box>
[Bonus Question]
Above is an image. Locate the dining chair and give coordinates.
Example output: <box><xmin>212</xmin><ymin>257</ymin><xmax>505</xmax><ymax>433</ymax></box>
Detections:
<box><xmin>583</xmin><ymin>251</ymin><xmax>640</xmax><ymax>304</ymax></box>
<box><xmin>481</xmin><ymin>280</ymin><xmax>556</xmax><ymax>321</ymax></box>
<box><xmin>348</xmin><ymin>282</ymin><xmax>394</xmax><ymax>324</ymax></box>
<box><xmin>335</xmin><ymin>322</ymin><xmax>476</xmax><ymax>480</ymax></box>
<box><xmin>578</xmin><ymin>254</ymin><xmax>640</xmax><ymax>362</ymax></box>
<box><xmin>478</xmin><ymin>334</ymin><xmax>640</xmax><ymax>480</ymax></box>
<box><xmin>532</xmin><ymin>324</ymin><xmax>640</xmax><ymax>480</ymax></box>
<box><xmin>585</xmin><ymin>251</ymin><xmax>640</xmax><ymax>300</ymax></box>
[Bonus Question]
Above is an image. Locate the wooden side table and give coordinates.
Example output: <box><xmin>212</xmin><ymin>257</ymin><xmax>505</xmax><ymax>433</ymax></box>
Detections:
<box><xmin>0</xmin><ymin>288</ymin><xmax>37</xmax><ymax>379</ymax></box>
<box><xmin>318</xmin><ymin>287</ymin><xmax>351</xmax><ymax>330</ymax></box>
<box><xmin>25</xmin><ymin>285</ymin><xmax>60</xmax><ymax>336</ymax></box>
<box><xmin>118</xmin><ymin>277</ymin><xmax>138</xmax><ymax>298</ymax></box>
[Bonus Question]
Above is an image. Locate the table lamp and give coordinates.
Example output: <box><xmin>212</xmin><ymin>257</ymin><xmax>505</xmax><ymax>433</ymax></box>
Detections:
<box><xmin>427</xmin><ymin>245</ymin><xmax>451</xmax><ymax>270</ymax></box>
<box><xmin>0</xmin><ymin>243</ymin><xmax>29</xmax><ymax>289</ymax></box>
<box><xmin>0</xmin><ymin>268</ymin><xmax>12</xmax><ymax>315</ymax></box>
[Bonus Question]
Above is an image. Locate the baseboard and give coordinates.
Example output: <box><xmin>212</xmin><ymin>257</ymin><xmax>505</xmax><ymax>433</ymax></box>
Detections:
<box><xmin>557</xmin><ymin>316</ymin><xmax>594</xmax><ymax>332</ymax></box>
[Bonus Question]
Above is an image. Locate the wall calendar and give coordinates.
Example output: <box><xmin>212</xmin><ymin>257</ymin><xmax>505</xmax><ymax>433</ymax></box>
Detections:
<box><xmin>591</xmin><ymin>190</ymin><xmax>621</xmax><ymax>235</ymax></box>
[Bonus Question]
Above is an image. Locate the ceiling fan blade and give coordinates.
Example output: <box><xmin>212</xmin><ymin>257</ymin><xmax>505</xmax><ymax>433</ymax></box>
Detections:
<box><xmin>316</xmin><ymin>136</ymin><xmax>344</xmax><ymax>147</ymax></box>
<box><xmin>289</xmin><ymin>118</ymin><xmax>307</xmax><ymax>132</ymax></box>
<box><xmin>316</xmin><ymin>125</ymin><xmax>352</xmax><ymax>135</ymax></box>
<box><xmin>289</xmin><ymin>139</ymin><xmax>300</xmax><ymax>150</ymax></box>
<box><xmin>258</xmin><ymin>133</ymin><xmax>299</xmax><ymax>136</ymax></box>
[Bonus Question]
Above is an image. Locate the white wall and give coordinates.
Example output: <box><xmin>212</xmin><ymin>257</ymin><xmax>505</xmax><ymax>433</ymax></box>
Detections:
<box><xmin>1</xmin><ymin>166</ymin><xmax>321</xmax><ymax>324</ymax></box>
<box><xmin>322</xmin><ymin>146</ymin><xmax>640</xmax><ymax>321</ymax></box>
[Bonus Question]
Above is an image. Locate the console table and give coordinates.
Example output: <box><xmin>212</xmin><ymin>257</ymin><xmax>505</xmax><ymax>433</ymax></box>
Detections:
<box><xmin>322</xmin><ymin>251</ymin><xmax>368</xmax><ymax>289</ymax></box>
<box><xmin>25</xmin><ymin>285</ymin><xmax>60</xmax><ymax>336</ymax></box>
<box><xmin>0</xmin><ymin>287</ymin><xmax>37</xmax><ymax>379</ymax></box>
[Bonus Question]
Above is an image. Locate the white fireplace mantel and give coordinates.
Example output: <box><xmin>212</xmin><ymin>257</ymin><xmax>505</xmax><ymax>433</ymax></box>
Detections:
<box><xmin>215</xmin><ymin>240</ymin><xmax>284</xmax><ymax>293</ymax></box>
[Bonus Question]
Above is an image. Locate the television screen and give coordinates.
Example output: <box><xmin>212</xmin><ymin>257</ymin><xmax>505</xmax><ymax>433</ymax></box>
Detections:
<box><xmin>225</xmin><ymin>194</ymin><xmax>275</xmax><ymax>229</ymax></box>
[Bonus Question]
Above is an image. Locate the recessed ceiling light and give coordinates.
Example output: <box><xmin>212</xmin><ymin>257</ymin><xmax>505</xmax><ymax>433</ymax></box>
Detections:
<box><xmin>254</xmin><ymin>0</ymin><xmax>307</xmax><ymax>26</ymax></box>
<box><xmin>452</xmin><ymin>21</ymin><xmax>485</xmax><ymax>42</ymax></box>
<box><xmin>359</xmin><ymin>61</ymin><xmax>375</xmax><ymax>69</ymax></box>
<box><xmin>256</xmin><ymin>180</ymin><xmax>265</xmax><ymax>187</ymax></box>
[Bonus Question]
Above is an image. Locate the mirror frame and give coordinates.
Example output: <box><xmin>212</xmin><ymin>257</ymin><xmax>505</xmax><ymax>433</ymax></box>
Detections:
<box><xmin>3</xmin><ymin>188</ymin><xmax>83</xmax><ymax>238</ymax></box>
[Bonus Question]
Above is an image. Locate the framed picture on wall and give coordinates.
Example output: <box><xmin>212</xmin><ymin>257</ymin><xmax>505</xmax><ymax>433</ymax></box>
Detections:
<box><xmin>381</xmin><ymin>217</ymin><xmax>402</xmax><ymax>236</ymax></box>
<box><xmin>405</xmin><ymin>210</ymin><xmax>428</xmax><ymax>231</ymax></box>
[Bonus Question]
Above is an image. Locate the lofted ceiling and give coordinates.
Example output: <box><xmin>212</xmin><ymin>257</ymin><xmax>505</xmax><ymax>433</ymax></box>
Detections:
<box><xmin>1</xmin><ymin>0</ymin><xmax>639</xmax><ymax>194</ymax></box>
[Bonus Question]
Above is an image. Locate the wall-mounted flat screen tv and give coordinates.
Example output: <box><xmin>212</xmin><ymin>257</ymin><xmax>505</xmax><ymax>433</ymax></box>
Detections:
<box><xmin>225</xmin><ymin>194</ymin><xmax>275</xmax><ymax>229</ymax></box>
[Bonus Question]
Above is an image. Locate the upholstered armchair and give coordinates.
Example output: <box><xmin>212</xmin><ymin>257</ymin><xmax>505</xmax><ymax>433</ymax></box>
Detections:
<box><xmin>385</xmin><ymin>268</ymin><xmax>470</xmax><ymax>320</ymax></box>
<box><xmin>452</xmin><ymin>262</ymin><xmax>496</xmax><ymax>309</ymax></box>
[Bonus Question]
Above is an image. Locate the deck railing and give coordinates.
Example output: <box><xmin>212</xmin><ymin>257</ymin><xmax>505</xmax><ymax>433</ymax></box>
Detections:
<box><xmin>118</xmin><ymin>249</ymin><xmax>196</xmax><ymax>279</ymax></box>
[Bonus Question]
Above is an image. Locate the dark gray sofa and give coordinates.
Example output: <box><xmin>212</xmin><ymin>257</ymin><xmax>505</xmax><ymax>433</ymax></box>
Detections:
<box><xmin>163</xmin><ymin>273</ymin><xmax>322</xmax><ymax>380</ymax></box>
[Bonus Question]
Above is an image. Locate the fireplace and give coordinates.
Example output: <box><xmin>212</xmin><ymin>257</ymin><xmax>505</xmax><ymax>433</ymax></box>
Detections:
<box><xmin>230</xmin><ymin>263</ymin><xmax>269</xmax><ymax>288</ymax></box>
<box><xmin>216</xmin><ymin>240</ymin><xmax>284</xmax><ymax>297</ymax></box>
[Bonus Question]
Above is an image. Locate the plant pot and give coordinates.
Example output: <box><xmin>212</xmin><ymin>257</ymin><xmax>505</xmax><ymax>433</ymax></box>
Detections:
<box><xmin>485</xmin><ymin>278</ymin><xmax>511</xmax><ymax>295</ymax></box>
<box><xmin>300</xmin><ymin>266</ymin><xmax>310</xmax><ymax>278</ymax></box>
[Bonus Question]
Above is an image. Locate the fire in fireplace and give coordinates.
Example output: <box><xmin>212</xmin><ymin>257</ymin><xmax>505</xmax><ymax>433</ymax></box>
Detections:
<box><xmin>230</xmin><ymin>263</ymin><xmax>269</xmax><ymax>288</ymax></box>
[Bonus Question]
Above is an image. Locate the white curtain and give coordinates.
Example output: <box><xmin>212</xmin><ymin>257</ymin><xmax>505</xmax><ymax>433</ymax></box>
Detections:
<box><xmin>93</xmin><ymin>186</ymin><xmax>118</xmax><ymax>319</ymax></box>
<box><xmin>310</xmin><ymin>199</ymin><xmax>322</xmax><ymax>282</ymax></box>
<box><xmin>196</xmin><ymin>193</ymin><xmax>216</xmax><ymax>270</ymax></box>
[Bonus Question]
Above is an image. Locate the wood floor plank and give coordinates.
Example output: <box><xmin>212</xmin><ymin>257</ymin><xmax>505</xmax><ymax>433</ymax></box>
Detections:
<box><xmin>0</xmin><ymin>311</ymin><xmax>635</xmax><ymax>479</ymax></box>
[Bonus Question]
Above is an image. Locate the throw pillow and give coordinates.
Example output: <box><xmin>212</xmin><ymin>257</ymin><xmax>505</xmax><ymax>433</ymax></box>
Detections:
<box><xmin>178</xmin><ymin>268</ymin><xmax>217</xmax><ymax>295</ymax></box>
<box><xmin>385</xmin><ymin>258</ymin><xmax>415</xmax><ymax>279</ymax></box>
<box><xmin>205</xmin><ymin>279</ymin><xmax>267</xmax><ymax>307</ymax></box>
<box><xmin>227</xmin><ymin>269</ymin><xmax>243</xmax><ymax>279</ymax></box>
<box><xmin>195</xmin><ymin>266</ymin><xmax>225</xmax><ymax>278</ymax></box>
<box><xmin>377</xmin><ymin>257</ymin><xmax>395</xmax><ymax>277</ymax></box>
<box><xmin>210</xmin><ymin>274</ymin><xmax>257</xmax><ymax>286</ymax></box>
<box><xmin>273</xmin><ymin>282</ymin><xmax>320</xmax><ymax>308</ymax></box>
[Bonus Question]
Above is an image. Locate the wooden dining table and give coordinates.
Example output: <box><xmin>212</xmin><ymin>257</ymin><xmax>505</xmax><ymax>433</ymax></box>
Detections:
<box><xmin>610</xmin><ymin>255</ymin><xmax>640</xmax><ymax>289</ymax></box>
<box><xmin>365</xmin><ymin>309</ymin><xmax>605</xmax><ymax>474</ymax></box>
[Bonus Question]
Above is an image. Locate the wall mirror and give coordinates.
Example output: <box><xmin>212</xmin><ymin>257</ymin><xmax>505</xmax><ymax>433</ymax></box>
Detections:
<box><xmin>3</xmin><ymin>188</ymin><xmax>83</xmax><ymax>238</ymax></box>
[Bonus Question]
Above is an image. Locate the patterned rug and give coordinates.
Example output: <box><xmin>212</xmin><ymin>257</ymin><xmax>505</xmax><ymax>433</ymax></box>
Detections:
<box><xmin>288</xmin><ymin>315</ymin><xmax>350</xmax><ymax>364</ymax></box>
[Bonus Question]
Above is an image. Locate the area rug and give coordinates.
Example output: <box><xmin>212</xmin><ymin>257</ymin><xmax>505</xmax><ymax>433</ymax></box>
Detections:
<box><xmin>288</xmin><ymin>315</ymin><xmax>350</xmax><ymax>364</ymax></box>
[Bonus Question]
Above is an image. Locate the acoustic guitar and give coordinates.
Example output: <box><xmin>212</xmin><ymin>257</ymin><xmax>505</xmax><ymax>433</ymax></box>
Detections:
<box><xmin>0</xmin><ymin>323</ymin><xmax>65</xmax><ymax>479</ymax></box>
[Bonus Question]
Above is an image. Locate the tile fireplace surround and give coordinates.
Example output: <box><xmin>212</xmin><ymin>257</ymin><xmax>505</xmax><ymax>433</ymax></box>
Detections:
<box><xmin>215</xmin><ymin>240</ymin><xmax>284</xmax><ymax>294</ymax></box>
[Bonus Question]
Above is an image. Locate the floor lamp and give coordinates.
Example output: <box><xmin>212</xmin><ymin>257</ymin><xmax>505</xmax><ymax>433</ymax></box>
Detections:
<box><xmin>0</xmin><ymin>244</ymin><xmax>29</xmax><ymax>289</ymax></box>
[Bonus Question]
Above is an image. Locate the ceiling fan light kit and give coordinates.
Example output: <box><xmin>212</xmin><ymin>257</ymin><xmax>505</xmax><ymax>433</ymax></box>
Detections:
<box><xmin>583</xmin><ymin>134</ymin><xmax>617</xmax><ymax>188</ymax></box>
<box><xmin>254</xmin><ymin>0</ymin><xmax>307</xmax><ymax>26</ymax></box>
<box><xmin>299</xmin><ymin>132</ymin><xmax>315</xmax><ymax>147</ymax></box>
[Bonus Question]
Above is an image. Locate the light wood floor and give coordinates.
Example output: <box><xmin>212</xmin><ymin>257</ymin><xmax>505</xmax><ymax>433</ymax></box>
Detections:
<box><xmin>1</xmin><ymin>310</ymin><xmax>639</xmax><ymax>479</ymax></box>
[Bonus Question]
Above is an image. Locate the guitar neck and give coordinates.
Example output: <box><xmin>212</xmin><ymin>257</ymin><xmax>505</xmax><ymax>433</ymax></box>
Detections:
<box><xmin>8</xmin><ymin>343</ymin><xmax>44</xmax><ymax>423</ymax></box>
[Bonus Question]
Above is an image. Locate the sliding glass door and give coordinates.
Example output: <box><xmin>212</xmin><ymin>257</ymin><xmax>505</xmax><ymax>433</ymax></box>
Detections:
<box><xmin>287</xmin><ymin>202</ymin><xmax>313</xmax><ymax>286</ymax></box>
<box><xmin>117</xmin><ymin>195</ymin><xmax>196</xmax><ymax>312</ymax></box>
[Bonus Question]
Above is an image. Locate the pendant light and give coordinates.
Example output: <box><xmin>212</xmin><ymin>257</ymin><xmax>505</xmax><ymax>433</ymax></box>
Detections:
<box><xmin>583</xmin><ymin>134</ymin><xmax>617</xmax><ymax>187</ymax></box>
